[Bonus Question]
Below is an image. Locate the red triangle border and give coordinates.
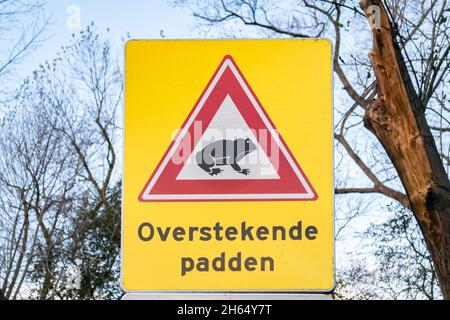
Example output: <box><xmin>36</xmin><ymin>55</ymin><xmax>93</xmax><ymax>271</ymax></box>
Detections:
<box><xmin>138</xmin><ymin>55</ymin><xmax>318</xmax><ymax>202</ymax></box>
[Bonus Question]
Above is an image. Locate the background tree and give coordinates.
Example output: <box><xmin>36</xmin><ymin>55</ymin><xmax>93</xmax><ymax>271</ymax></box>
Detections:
<box><xmin>0</xmin><ymin>0</ymin><xmax>48</xmax><ymax>98</ymax></box>
<box><xmin>173</xmin><ymin>0</ymin><xmax>450</xmax><ymax>299</ymax></box>
<box><xmin>64</xmin><ymin>182</ymin><xmax>121</xmax><ymax>300</ymax></box>
<box><xmin>0</xmin><ymin>24</ymin><xmax>122</xmax><ymax>300</ymax></box>
<box><xmin>336</xmin><ymin>202</ymin><xmax>442</xmax><ymax>299</ymax></box>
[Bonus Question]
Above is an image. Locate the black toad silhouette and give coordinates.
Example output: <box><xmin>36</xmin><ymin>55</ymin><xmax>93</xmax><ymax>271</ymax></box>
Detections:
<box><xmin>195</xmin><ymin>138</ymin><xmax>257</xmax><ymax>176</ymax></box>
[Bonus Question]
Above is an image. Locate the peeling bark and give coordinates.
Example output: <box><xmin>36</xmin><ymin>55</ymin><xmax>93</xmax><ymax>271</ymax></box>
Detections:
<box><xmin>360</xmin><ymin>0</ymin><xmax>450</xmax><ymax>299</ymax></box>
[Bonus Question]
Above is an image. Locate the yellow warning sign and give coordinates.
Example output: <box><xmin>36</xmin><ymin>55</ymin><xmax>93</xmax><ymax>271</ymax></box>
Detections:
<box><xmin>122</xmin><ymin>39</ymin><xmax>334</xmax><ymax>291</ymax></box>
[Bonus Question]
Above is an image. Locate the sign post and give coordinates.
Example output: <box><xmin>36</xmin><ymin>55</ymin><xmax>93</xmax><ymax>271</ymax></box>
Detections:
<box><xmin>122</xmin><ymin>39</ymin><xmax>334</xmax><ymax>295</ymax></box>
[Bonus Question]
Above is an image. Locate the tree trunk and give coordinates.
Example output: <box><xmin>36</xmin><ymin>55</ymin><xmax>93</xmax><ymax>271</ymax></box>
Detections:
<box><xmin>360</xmin><ymin>0</ymin><xmax>450</xmax><ymax>299</ymax></box>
